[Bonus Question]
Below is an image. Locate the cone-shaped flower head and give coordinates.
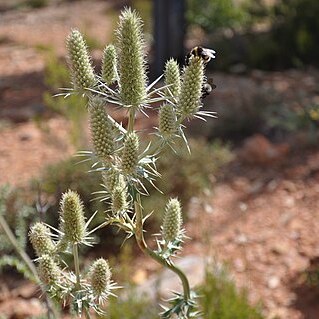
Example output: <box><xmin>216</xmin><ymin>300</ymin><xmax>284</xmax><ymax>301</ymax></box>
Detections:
<box><xmin>66</xmin><ymin>29</ymin><xmax>96</xmax><ymax>91</ymax></box>
<box><xmin>164</xmin><ymin>59</ymin><xmax>181</xmax><ymax>98</ymax></box>
<box><xmin>29</xmin><ymin>222</ymin><xmax>55</xmax><ymax>257</ymax></box>
<box><xmin>38</xmin><ymin>254</ymin><xmax>60</xmax><ymax>285</ymax></box>
<box><xmin>162</xmin><ymin>198</ymin><xmax>183</xmax><ymax>243</ymax></box>
<box><xmin>88</xmin><ymin>97</ymin><xmax>115</xmax><ymax>161</ymax></box>
<box><xmin>89</xmin><ymin>258</ymin><xmax>112</xmax><ymax>296</ymax></box>
<box><xmin>116</xmin><ymin>8</ymin><xmax>147</xmax><ymax>107</ymax></box>
<box><xmin>102</xmin><ymin>167</ymin><xmax>125</xmax><ymax>193</ymax></box>
<box><xmin>111</xmin><ymin>182</ymin><xmax>128</xmax><ymax>214</ymax></box>
<box><xmin>177</xmin><ymin>57</ymin><xmax>205</xmax><ymax>118</ymax></box>
<box><xmin>59</xmin><ymin>190</ymin><xmax>86</xmax><ymax>244</ymax></box>
<box><xmin>159</xmin><ymin>104</ymin><xmax>177</xmax><ymax>139</ymax></box>
<box><xmin>121</xmin><ymin>132</ymin><xmax>139</xmax><ymax>175</ymax></box>
<box><xmin>101</xmin><ymin>44</ymin><xmax>118</xmax><ymax>85</ymax></box>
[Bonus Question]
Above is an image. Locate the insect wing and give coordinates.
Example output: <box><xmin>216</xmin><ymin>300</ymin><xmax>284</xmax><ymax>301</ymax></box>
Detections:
<box><xmin>203</xmin><ymin>48</ymin><xmax>216</xmax><ymax>59</ymax></box>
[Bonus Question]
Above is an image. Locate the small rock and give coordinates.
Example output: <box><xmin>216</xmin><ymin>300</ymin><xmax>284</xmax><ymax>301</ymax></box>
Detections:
<box><xmin>233</xmin><ymin>258</ymin><xmax>246</xmax><ymax>272</ymax></box>
<box><xmin>132</xmin><ymin>269</ymin><xmax>147</xmax><ymax>285</ymax></box>
<box><xmin>267</xmin><ymin>276</ymin><xmax>280</xmax><ymax>289</ymax></box>
<box><xmin>271</xmin><ymin>242</ymin><xmax>290</xmax><ymax>255</ymax></box>
<box><xmin>235</xmin><ymin>233</ymin><xmax>248</xmax><ymax>245</ymax></box>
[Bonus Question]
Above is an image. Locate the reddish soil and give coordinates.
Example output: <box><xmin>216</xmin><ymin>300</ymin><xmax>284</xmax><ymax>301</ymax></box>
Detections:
<box><xmin>1</xmin><ymin>2</ymin><xmax>319</xmax><ymax>319</ymax></box>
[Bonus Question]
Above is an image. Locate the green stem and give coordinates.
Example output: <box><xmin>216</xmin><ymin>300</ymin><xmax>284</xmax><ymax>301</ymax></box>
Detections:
<box><xmin>128</xmin><ymin>108</ymin><xmax>136</xmax><ymax>132</ymax></box>
<box><xmin>0</xmin><ymin>216</ymin><xmax>38</xmax><ymax>279</ymax></box>
<box><xmin>73</xmin><ymin>243</ymin><xmax>81</xmax><ymax>289</ymax></box>
<box><xmin>0</xmin><ymin>216</ymin><xmax>59</xmax><ymax>319</ymax></box>
<box><xmin>134</xmin><ymin>194</ymin><xmax>191</xmax><ymax>301</ymax></box>
<box><xmin>84</xmin><ymin>307</ymin><xmax>92</xmax><ymax>319</ymax></box>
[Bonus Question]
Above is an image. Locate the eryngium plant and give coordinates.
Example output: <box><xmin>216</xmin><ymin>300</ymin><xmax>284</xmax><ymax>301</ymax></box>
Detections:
<box><xmin>30</xmin><ymin>7</ymin><xmax>216</xmax><ymax>319</ymax></box>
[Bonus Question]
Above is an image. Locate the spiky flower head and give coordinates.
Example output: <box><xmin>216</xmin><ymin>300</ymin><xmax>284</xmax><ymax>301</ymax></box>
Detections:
<box><xmin>89</xmin><ymin>258</ymin><xmax>112</xmax><ymax>297</ymax></box>
<box><xmin>159</xmin><ymin>104</ymin><xmax>177</xmax><ymax>139</ymax></box>
<box><xmin>59</xmin><ymin>190</ymin><xmax>86</xmax><ymax>244</ymax></box>
<box><xmin>116</xmin><ymin>8</ymin><xmax>147</xmax><ymax>107</ymax></box>
<box><xmin>177</xmin><ymin>57</ymin><xmax>205</xmax><ymax>118</ymax></box>
<box><xmin>38</xmin><ymin>254</ymin><xmax>60</xmax><ymax>285</ymax></box>
<box><xmin>162</xmin><ymin>198</ymin><xmax>183</xmax><ymax>243</ymax></box>
<box><xmin>102</xmin><ymin>167</ymin><xmax>125</xmax><ymax>193</ymax></box>
<box><xmin>88</xmin><ymin>97</ymin><xmax>115</xmax><ymax>162</ymax></box>
<box><xmin>66</xmin><ymin>29</ymin><xmax>96</xmax><ymax>91</ymax></box>
<box><xmin>101</xmin><ymin>44</ymin><xmax>118</xmax><ymax>85</ymax></box>
<box><xmin>164</xmin><ymin>59</ymin><xmax>181</xmax><ymax>98</ymax></box>
<box><xmin>121</xmin><ymin>132</ymin><xmax>139</xmax><ymax>175</ymax></box>
<box><xmin>29</xmin><ymin>222</ymin><xmax>55</xmax><ymax>257</ymax></box>
<box><xmin>111</xmin><ymin>183</ymin><xmax>128</xmax><ymax>214</ymax></box>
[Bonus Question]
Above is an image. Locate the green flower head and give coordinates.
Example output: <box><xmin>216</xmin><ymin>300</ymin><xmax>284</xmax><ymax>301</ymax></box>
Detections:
<box><xmin>89</xmin><ymin>258</ymin><xmax>112</xmax><ymax>297</ymax></box>
<box><xmin>38</xmin><ymin>254</ymin><xmax>60</xmax><ymax>285</ymax></box>
<box><xmin>164</xmin><ymin>59</ymin><xmax>181</xmax><ymax>98</ymax></box>
<box><xmin>59</xmin><ymin>190</ymin><xmax>86</xmax><ymax>244</ymax></box>
<box><xmin>121</xmin><ymin>132</ymin><xmax>139</xmax><ymax>175</ymax></box>
<box><xmin>162</xmin><ymin>198</ymin><xmax>183</xmax><ymax>243</ymax></box>
<box><xmin>101</xmin><ymin>44</ymin><xmax>118</xmax><ymax>85</ymax></box>
<box><xmin>29</xmin><ymin>222</ymin><xmax>55</xmax><ymax>257</ymax></box>
<box><xmin>66</xmin><ymin>29</ymin><xmax>96</xmax><ymax>91</ymax></box>
<box><xmin>116</xmin><ymin>8</ymin><xmax>147</xmax><ymax>107</ymax></box>
<box><xmin>159</xmin><ymin>104</ymin><xmax>177</xmax><ymax>139</ymax></box>
<box><xmin>88</xmin><ymin>97</ymin><xmax>115</xmax><ymax>162</ymax></box>
<box><xmin>111</xmin><ymin>184</ymin><xmax>128</xmax><ymax>214</ymax></box>
<box><xmin>177</xmin><ymin>57</ymin><xmax>205</xmax><ymax>118</ymax></box>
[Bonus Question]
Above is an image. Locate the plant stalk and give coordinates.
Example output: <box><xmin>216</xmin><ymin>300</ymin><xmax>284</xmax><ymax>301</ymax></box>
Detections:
<box><xmin>73</xmin><ymin>243</ymin><xmax>81</xmax><ymax>289</ymax></box>
<box><xmin>128</xmin><ymin>108</ymin><xmax>136</xmax><ymax>132</ymax></box>
<box><xmin>134</xmin><ymin>194</ymin><xmax>191</xmax><ymax>300</ymax></box>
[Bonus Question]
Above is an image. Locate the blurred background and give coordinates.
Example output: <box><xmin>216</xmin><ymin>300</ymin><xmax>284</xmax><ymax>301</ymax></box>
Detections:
<box><xmin>0</xmin><ymin>0</ymin><xmax>319</xmax><ymax>318</ymax></box>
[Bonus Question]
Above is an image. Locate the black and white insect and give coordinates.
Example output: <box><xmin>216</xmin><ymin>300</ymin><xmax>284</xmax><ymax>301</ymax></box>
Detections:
<box><xmin>185</xmin><ymin>46</ymin><xmax>216</xmax><ymax>66</ymax></box>
<box><xmin>201</xmin><ymin>78</ymin><xmax>217</xmax><ymax>99</ymax></box>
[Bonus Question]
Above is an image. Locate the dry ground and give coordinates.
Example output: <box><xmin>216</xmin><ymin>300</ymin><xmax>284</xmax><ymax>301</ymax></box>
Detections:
<box><xmin>1</xmin><ymin>1</ymin><xmax>319</xmax><ymax>319</ymax></box>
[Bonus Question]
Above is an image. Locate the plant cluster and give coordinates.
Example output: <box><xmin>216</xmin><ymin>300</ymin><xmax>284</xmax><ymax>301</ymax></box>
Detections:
<box><xmin>29</xmin><ymin>7</ymin><xmax>216</xmax><ymax>318</ymax></box>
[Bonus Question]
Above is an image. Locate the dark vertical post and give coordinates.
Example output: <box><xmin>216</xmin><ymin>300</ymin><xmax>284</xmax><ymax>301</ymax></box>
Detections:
<box><xmin>153</xmin><ymin>0</ymin><xmax>185</xmax><ymax>78</ymax></box>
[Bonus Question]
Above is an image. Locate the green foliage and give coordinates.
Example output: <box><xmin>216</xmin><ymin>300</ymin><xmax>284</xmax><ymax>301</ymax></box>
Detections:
<box><xmin>0</xmin><ymin>255</ymin><xmax>34</xmax><ymax>282</ymax></box>
<box><xmin>25</xmin><ymin>0</ymin><xmax>48</xmax><ymax>9</ymax></box>
<box><xmin>0</xmin><ymin>186</ymin><xmax>35</xmax><ymax>252</ymax></box>
<box><xmin>265</xmin><ymin>103</ymin><xmax>319</xmax><ymax>145</ymax></box>
<box><xmin>43</xmin><ymin>52</ymin><xmax>87</xmax><ymax>148</ymax></box>
<box><xmin>269</xmin><ymin>0</ymin><xmax>319</xmax><ymax>68</ymax></box>
<box><xmin>144</xmin><ymin>139</ymin><xmax>232</xmax><ymax>212</ymax></box>
<box><xmin>103</xmin><ymin>290</ymin><xmax>158</xmax><ymax>319</ymax></box>
<box><xmin>100</xmin><ymin>262</ymin><xmax>264</xmax><ymax>319</ymax></box>
<box><xmin>32</xmin><ymin>157</ymin><xmax>104</xmax><ymax>220</ymax></box>
<box><xmin>0</xmin><ymin>186</ymin><xmax>37</xmax><ymax>281</ymax></box>
<box><xmin>199</xmin><ymin>265</ymin><xmax>264</xmax><ymax>319</ymax></box>
<box><xmin>187</xmin><ymin>0</ymin><xmax>247</xmax><ymax>33</ymax></box>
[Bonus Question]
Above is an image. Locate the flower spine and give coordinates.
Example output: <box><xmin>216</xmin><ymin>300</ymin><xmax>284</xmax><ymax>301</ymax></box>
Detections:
<box><xmin>164</xmin><ymin>59</ymin><xmax>181</xmax><ymax>98</ymax></box>
<box><xmin>38</xmin><ymin>254</ymin><xmax>60</xmax><ymax>285</ymax></box>
<box><xmin>101</xmin><ymin>44</ymin><xmax>118</xmax><ymax>85</ymax></box>
<box><xmin>159</xmin><ymin>104</ymin><xmax>177</xmax><ymax>139</ymax></box>
<box><xmin>89</xmin><ymin>258</ymin><xmax>112</xmax><ymax>296</ymax></box>
<box><xmin>177</xmin><ymin>57</ymin><xmax>205</xmax><ymax>118</ymax></box>
<box><xmin>59</xmin><ymin>190</ymin><xmax>86</xmax><ymax>244</ymax></box>
<box><xmin>162</xmin><ymin>198</ymin><xmax>183</xmax><ymax>243</ymax></box>
<box><xmin>29</xmin><ymin>223</ymin><xmax>55</xmax><ymax>257</ymax></box>
<box><xmin>116</xmin><ymin>8</ymin><xmax>147</xmax><ymax>107</ymax></box>
<box><xmin>88</xmin><ymin>97</ymin><xmax>115</xmax><ymax>161</ymax></box>
<box><xmin>66</xmin><ymin>29</ymin><xmax>96</xmax><ymax>91</ymax></box>
<box><xmin>121</xmin><ymin>132</ymin><xmax>139</xmax><ymax>175</ymax></box>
